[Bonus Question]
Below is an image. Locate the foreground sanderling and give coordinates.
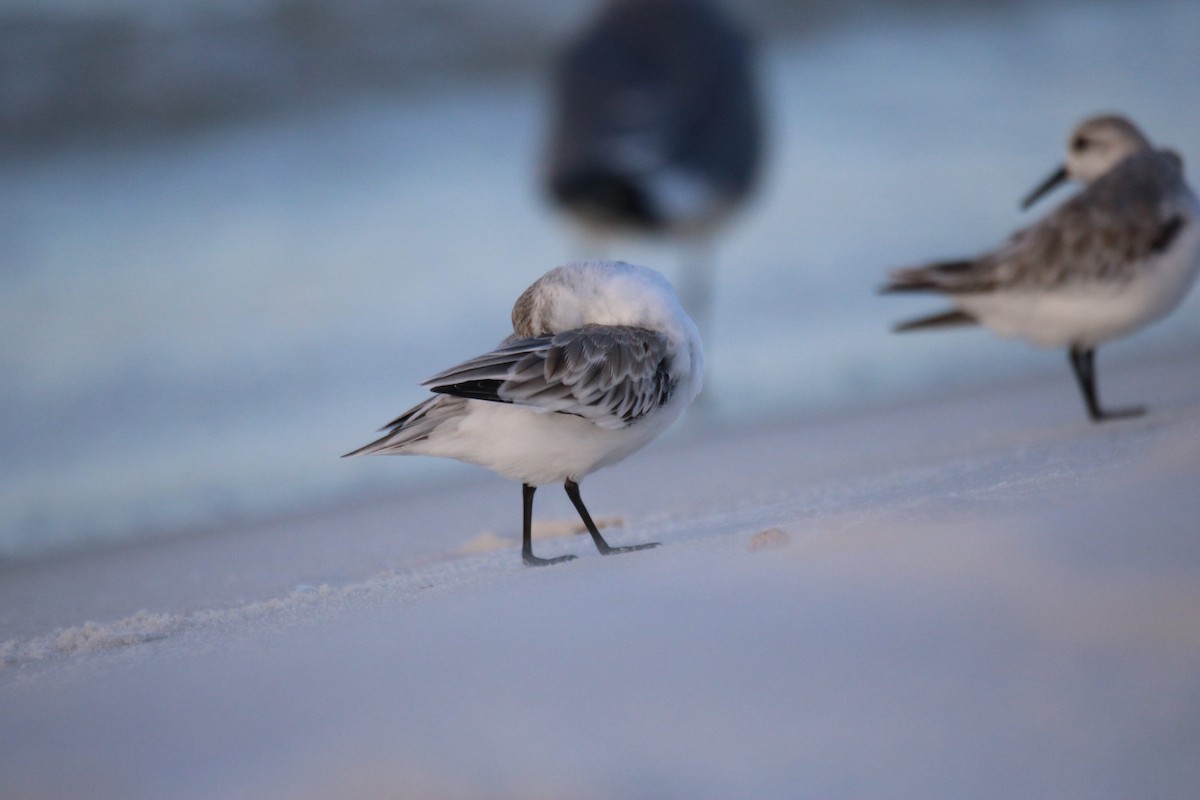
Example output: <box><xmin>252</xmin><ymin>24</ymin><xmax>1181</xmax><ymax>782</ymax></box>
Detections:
<box><xmin>344</xmin><ymin>261</ymin><xmax>704</xmax><ymax>566</ymax></box>
<box><xmin>883</xmin><ymin>114</ymin><xmax>1200</xmax><ymax>422</ymax></box>
<box><xmin>544</xmin><ymin>0</ymin><xmax>763</xmax><ymax>335</ymax></box>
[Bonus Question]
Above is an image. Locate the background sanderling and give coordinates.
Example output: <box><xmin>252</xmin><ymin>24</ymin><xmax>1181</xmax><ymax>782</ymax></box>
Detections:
<box><xmin>884</xmin><ymin>114</ymin><xmax>1200</xmax><ymax>422</ymax></box>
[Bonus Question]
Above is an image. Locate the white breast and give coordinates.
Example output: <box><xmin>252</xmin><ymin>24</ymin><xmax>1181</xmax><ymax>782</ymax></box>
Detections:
<box><xmin>957</xmin><ymin>202</ymin><xmax>1200</xmax><ymax>349</ymax></box>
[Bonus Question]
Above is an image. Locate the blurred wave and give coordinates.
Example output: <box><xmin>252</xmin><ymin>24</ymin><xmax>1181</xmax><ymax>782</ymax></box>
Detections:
<box><xmin>0</xmin><ymin>0</ymin><xmax>1043</xmax><ymax>148</ymax></box>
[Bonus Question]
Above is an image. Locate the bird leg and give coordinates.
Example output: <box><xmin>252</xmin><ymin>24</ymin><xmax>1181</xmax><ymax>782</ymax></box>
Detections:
<box><xmin>522</xmin><ymin>484</ymin><xmax>577</xmax><ymax>567</ymax></box>
<box><xmin>564</xmin><ymin>479</ymin><xmax>658</xmax><ymax>556</ymax></box>
<box><xmin>1068</xmin><ymin>347</ymin><xmax>1145</xmax><ymax>423</ymax></box>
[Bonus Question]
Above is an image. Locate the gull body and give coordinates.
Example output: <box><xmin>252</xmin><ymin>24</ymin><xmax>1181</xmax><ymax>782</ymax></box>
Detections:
<box><xmin>884</xmin><ymin>115</ymin><xmax>1200</xmax><ymax>422</ymax></box>
<box><xmin>345</xmin><ymin>261</ymin><xmax>704</xmax><ymax>565</ymax></box>
<box><xmin>544</xmin><ymin>0</ymin><xmax>763</xmax><ymax>335</ymax></box>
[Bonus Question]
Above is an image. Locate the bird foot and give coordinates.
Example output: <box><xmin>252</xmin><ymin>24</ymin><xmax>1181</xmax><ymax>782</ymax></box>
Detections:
<box><xmin>523</xmin><ymin>553</ymin><xmax>578</xmax><ymax>567</ymax></box>
<box><xmin>1091</xmin><ymin>406</ymin><xmax>1146</xmax><ymax>423</ymax></box>
<box><xmin>597</xmin><ymin>541</ymin><xmax>659</xmax><ymax>556</ymax></box>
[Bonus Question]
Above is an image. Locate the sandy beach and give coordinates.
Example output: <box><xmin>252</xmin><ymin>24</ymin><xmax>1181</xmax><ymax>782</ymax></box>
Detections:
<box><xmin>4</xmin><ymin>1</ymin><xmax>1200</xmax><ymax>797</ymax></box>
<box><xmin>3</xmin><ymin>349</ymin><xmax>1199</xmax><ymax>799</ymax></box>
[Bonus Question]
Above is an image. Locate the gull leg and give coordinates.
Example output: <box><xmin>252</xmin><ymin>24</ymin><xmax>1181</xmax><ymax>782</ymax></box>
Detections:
<box><xmin>564</xmin><ymin>479</ymin><xmax>658</xmax><ymax>556</ymax></box>
<box><xmin>522</xmin><ymin>484</ymin><xmax>577</xmax><ymax>567</ymax></box>
<box><xmin>678</xmin><ymin>238</ymin><xmax>716</xmax><ymax>414</ymax></box>
<box><xmin>678</xmin><ymin>238</ymin><xmax>715</xmax><ymax>342</ymax></box>
<box><xmin>1068</xmin><ymin>347</ymin><xmax>1145</xmax><ymax>423</ymax></box>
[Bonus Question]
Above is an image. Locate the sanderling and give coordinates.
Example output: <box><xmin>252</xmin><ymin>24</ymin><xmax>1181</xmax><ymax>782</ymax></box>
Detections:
<box><xmin>883</xmin><ymin>114</ymin><xmax>1200</xmax><ymax>422</ymax></box>
<box><xmin>344</xmin><ymin>261</ymin><xmax>704</xmax><ymax>566</ymax></box>
<box><xmin>544</xmin><ymin>0</ymin><xmax>763</xmax><ymax>335</ymax></box>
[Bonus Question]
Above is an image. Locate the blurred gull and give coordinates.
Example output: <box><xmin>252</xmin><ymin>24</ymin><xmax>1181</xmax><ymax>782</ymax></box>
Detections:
<box><xmin>883</xmin><ymin>114</ymin><xmax>1200</xmax><ymax>422</ymax></box>
<box><xmin>544</xmin><ymin>0</ymin><xmax>763</xmax><ymax>336</ymax></box>
<box><xmin>344</xmin><ymin>261</ymin><xmax>704</xmax><ymax>566</ymax></box>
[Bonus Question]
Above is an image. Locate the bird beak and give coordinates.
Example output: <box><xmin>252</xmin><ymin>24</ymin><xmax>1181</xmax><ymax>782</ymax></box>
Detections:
<box><xmin>1020</xmin><ymin>165</ymin><xmax>1068</xmax><ymax>210</ymax></box>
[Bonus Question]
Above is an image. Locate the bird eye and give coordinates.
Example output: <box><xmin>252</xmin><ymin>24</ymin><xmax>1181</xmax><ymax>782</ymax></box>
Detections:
<box><xmin>1071</xmin><ymin>135</ymin><xmax>1089</xmax><ymax>153</ymax></box>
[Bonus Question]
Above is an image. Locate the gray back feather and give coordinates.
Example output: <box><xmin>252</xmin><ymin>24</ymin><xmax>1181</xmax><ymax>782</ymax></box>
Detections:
<box><xmin>889</xmin><ymin>149</ymin><xmax>1187</xmax><ymax>293</ymax></box>
<box><xmin>425</xmin><ymin>325</ymin><xmax>673</xmax><ymax>429</ymax></box>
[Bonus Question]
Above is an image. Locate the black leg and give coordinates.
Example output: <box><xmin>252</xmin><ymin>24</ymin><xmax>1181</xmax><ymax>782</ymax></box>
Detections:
<box><xmin>1068</xmin><ymin>347</ymin><xmax>1145</xmax><ymax>423</ymax></box>
<box><xmin>1068</xmin><ymin>347</ymin><xmax>1101</xmax><ymax>421</ymax></box>
<box><xmin>522</xmin><ymin>484</ymin><xmax>576</xmax><ymax>567</ymax></box>
<box><xmin>563</xmin><ymin>479</ymin><xmax>658</xmax><ymax>556</ymax></box>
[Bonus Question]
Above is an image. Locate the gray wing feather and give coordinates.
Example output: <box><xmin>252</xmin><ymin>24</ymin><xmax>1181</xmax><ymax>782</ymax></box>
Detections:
<box><xmin>425</xmin><ymin>325</ymin><xmax>673</xmax><ymax>429</ymax></box>
<box><xmin>885</xmin><ymin>149</ymin><xmax>1186</xmax><ymax>293</ymax></box>
<box><xmin>342</xmin><ymin>394</ymin><xmax>469</xmax><ymax>457</ymax></box>
<box><xmin>992</xmin><ymin>156</ymin><xmax>1182</xmax><ymax>288</ymax></box>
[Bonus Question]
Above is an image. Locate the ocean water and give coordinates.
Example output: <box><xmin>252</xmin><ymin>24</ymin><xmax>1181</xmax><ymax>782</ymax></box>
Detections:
<box><xmin>2</xmin><ymin>0</ymin><xmax>1198</xmax><ymax>560</ymax></box>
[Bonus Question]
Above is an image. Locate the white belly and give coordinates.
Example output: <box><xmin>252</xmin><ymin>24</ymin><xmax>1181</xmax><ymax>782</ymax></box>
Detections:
<box><xmin>409</xmin><ymin>398</ymin><xmax>684</xmax><ymax>487</ymax></box>
<box><xmin>957</xmin><ymin>220</ymin><xmax>1200</xmax><ymax>348</ymax></box>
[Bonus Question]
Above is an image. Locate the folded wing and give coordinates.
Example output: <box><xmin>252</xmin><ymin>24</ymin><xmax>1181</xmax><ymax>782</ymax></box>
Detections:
<box><xmin>424</xmin><ymin>325</ymin><xmax>674</xmax><ymax>429</ymax></box>
<box><xmin>883</xmin><ymin>150</ymin><xmax>1185</xmax><ymax>295</ymax></box>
